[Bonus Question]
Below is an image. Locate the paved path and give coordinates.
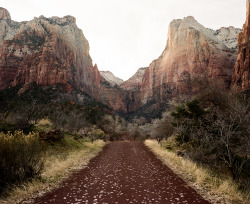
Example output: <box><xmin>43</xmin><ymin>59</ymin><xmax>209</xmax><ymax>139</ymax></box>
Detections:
<box><xmin>34</xmin><ymin>142</ymin><xmax>210</xmax><ymax>204</ymax></box>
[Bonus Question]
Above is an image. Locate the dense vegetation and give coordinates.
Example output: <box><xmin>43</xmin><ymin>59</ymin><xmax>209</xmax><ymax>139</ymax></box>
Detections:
<box><xmin>148</xmin><ymin>81</ymin><xmax>250</xmax><ymax>191</ymax></box>
<box><xmin>0</xmin><ymin>80</ymin><xmax>249</xmax><ymax>197</ymax></box>
<box><xmin>0</xmin><ymin>83</ymin><xmax>136</xmax><ymax>196</ymax></box>
<box><xmin>0</xmin><ymin>83</ymin><xmax>111</xmax><ymax>133</ymax></box>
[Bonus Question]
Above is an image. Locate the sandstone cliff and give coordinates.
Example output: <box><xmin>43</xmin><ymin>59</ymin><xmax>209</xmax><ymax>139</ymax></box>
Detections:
<box><xmin>100</xmin><ymin>71</ymin><xmax>124</xmax><ymax>86</ymax></box>
<box><xmin>120</xmin><ymin>68</ymin><xmax>147</xmax><ymax>90</ymax></box>
<box><xmin>232</xmin><ymin>0</ymin><xmax>250</xmax><ymax>92</ymax></box>
<box><xmin>0</xmin><ymin>7</ymin><xmax>243</xmax><ymax>115</ymax></box>
<box><xmin>0</xmin><ymin>8</ymin><xmax>100</xmax><ymax>98</ymax></box>
<box><xmin>100</xmin><ymin>75</ymin><xmax>141</xmax><ymax>113</ymax></box>
<box><xmin>141</xmin><ymin>16</ymin><xmax>240</xmax><ymax>104</ymax></box>
<box><xmin>99</xmin><ymin>68</ymin><xmax>148</xmax><ymax>113</ymax></box>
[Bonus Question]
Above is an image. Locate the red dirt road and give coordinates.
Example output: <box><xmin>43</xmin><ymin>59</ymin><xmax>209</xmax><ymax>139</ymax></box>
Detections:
<box><xmin>34</xmin><ymin>142</ymin><xmax>210</xmax><ymax>204</ymax></box>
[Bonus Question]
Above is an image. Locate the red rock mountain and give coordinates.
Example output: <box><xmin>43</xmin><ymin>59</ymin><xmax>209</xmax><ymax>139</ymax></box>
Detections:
<box><xmin>99</xmin><ymin>75</ymin><xmax>142</xmax><ymax>113</ymax></box>
<box><xmin>141</xmin><ymin>17</ymin><xmax>240</xmax><ymax>104</ymax></box>
<box><xmin>120</xmin><ymin>68</ymin><xmax>147</xmax><ymax>91</ymax></box>
<box><xmin>98</xmin><ymin>68</ymin><xmax>147</xmax><ymax>113</ymax></box>
<box><xmin>232</xmin><ymin>0</ymin><xmax>250</xmax><ymax>92</ymax></box>
<box><xmin>0</xmin><ymin>8</ymin><xmax>100</xmax><ymax>98</ymax></box>
<box><xmin>100</xmin><ymin>17</ymin><xmax>241</xmax><ymax>113</ymax></box>
<box><xmin>0</xmin><ymin>7</ymin><xmax>243</xmax><ymax>114</ymax></box>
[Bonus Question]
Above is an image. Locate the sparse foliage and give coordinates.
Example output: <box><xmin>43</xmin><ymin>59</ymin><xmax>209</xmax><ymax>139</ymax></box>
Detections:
<box><xmin>151</xmin><ymin>111</ymin><xmax>174</xmax><ymax>141</ymax></box>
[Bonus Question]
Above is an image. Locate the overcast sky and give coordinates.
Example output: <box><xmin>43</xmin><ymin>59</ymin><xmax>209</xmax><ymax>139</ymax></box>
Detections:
<box><xmin>1</xmin><ymin>0</ymin><xmax>246</xmax><ymax>80</ymax></box>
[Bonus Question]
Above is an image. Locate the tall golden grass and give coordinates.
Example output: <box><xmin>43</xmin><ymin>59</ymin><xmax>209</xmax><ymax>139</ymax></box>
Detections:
<box><xmin>0</xmin><ymin>140</ymin><xmax>105</xmax><ymax>204</ymax></box>
<box><xmin>145</xmin><ymin>140</ymin><xmax>249</xmax><ymax>204</ymax></box>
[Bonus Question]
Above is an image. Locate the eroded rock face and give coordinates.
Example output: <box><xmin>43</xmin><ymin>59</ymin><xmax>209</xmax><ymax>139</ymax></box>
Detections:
<box><xmin>232</xmin><ymin>0</ymin><xmax>250</xmax><ymax>91</ymax></box>
<box><xmin>0</xmin><ymin>8</ymin><xmax>100</xmax><ymax>98</ymax></box>
<box><xmin>213</xmin><ymin>27</ymin><xmax>241</xmax><ymax>51</ymax></box>
<box><xmin>120</xmin><ymin>68</ymin><xmax>147</xmax><ymax>90</ymax></box>
<box><xmin>0</xmin><ymin>7</ymin><xmax>243</xmax><ymax>114</ymax></box>
<box><xmin>100</xmin><ymin>76</ymin><xmax>142</xmax><ymax>113</ymax></box>
<box><xmin>0</xmin><ymin>7</ymin><xmax>11</xmax><ymax>20</ymax></box>
<box><xmin>141</xmin><ymin>16</ymin><xmax>239</xmax><ymax>104</ymax></box>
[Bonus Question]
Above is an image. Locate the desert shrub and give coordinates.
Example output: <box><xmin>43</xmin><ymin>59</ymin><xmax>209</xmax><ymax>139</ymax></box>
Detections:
<box><xmin>151</xmin><ymin>111</ymin><xmax>174</xmax><ymax>142</ymax></box>
<box><xmin>171</xmin><ymin>99</ymin><xmax>206</xmax><ymax>144</ymax></box>
<box><xmin>48</xmin><ymin>104</ymin><xmax>91</xmax><ymax>134</ymax></box>
<box><xmin>0</xmin><ymin>131</ymin><xmax>44</xmax><ymax>195</ymax></box>
<box><xmin>87</xmin><ymin>129</ymin><xmax>106</xmax><ymax>143</ymax></box>
<box><xmin>126</xmin><ymin>123</ymin><xmax>146</xmax><ymax>141</ymax></box>
<box><xmin>0</xmin><ymin>84</ymin><xmax>110</xmax><ymax>133</ymax></box>
<box><xmin>0</xmin><ymin>98</ymin><xmax>48</xmax><ymax>133</ymax></box>
<box><xmin>131</xmin><ymin>126</ymin><xmax>143</xmax><ymax>141</ymax></box>
<box><xmin>98</xmin><ymin>115</ymin><xmax>128</xmax><ymax>141</ymax></box>
<box><xmin>13</xmin><ymin>102</ymin><xmax>48</xmax><ymax>133</ymax></box>
<box><xmin>98</xmin><ymin>115</ymin><xmax>116</xmax><ymax>134</ymax></box>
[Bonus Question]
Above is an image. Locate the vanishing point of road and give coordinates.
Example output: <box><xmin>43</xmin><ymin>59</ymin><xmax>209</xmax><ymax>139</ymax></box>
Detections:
<box><xmin>34</xmin><ymin>142</ymin><xmax>210</xmax><ymax>204</ymax></box>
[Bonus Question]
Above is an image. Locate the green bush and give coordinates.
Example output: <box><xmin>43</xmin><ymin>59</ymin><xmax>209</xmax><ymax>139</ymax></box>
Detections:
<box><xmin>0</xmin><ymin>131</ymin><xmax>44</xmax><ymax>195</ymax></box>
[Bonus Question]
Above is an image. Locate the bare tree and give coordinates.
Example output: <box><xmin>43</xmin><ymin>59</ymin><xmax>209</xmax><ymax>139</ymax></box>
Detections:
<box><xmin>171</xmin><ymin>80</ymin><xmax>250</xmax><ymax>181</ymax></box>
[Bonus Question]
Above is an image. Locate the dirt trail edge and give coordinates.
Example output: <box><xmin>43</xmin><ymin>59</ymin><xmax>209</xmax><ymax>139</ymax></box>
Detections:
<box><xmin>34</xmin><ymin>142</ymin><xmax>210</xmax><ymax>204</ymax></box>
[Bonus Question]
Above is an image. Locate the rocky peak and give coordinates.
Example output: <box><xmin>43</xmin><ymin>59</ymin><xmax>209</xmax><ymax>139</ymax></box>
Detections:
<box><xmin>141</xmin><ymin>16</ymin><xmax>238</xmax><ymax>104</ymax></box>
<box><xmin>0</xmin><ymin>7</ymin><xmax>11</xmax><ymax>20</ymax></box>
<box><xmin>0</xmin><ymin>10</ymin><xmax>100</xmax><ymax>99</ymax></box>
<box><xmin>100</xmin><ymin>71</ymin><xmax>124</xmax><ymax>86</ymax></box>
<box><xmin>120</xmin><ymin>68</ymin><xmax>147</xmax><ymax>90</ymax></box>
<box><xmin>213</xmin><ymin>27</ymin><xmax>241</xmax><ymax>51</ymax></box>
<box><xmin>38</xmin><ymin>15</ymin><xmax>76</xmax><ymax>25</ymax></box>
<box><xmin>166</xmin><ymin>16</ymin><xmax>228</xmax><ymax>52</ymax></box>
<box><xmin>170</xmin><ymin>16</ymin><xmax>241</xmax><ymax>52</ymax></box>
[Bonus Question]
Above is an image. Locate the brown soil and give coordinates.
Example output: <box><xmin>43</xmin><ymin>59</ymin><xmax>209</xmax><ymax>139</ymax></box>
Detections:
<box><xmin>34</xmin><ymin>142</ymin><xmax>210</xmax><ymax>203</ymax></box>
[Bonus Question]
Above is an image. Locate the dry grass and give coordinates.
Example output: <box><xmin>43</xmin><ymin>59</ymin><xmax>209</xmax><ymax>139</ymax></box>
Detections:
<box><xmin>0</xmin><ymin>140</ymin><xmax>105</xmax><ymax>204</ymax></box>
<box><xmin>37</xmin><ymin>119</ymin><xmax>52</xmax><ymax>126</ymax></box>
<box><xmin>145</xmin><ymin>140</ymin><xmax>249</xmax><ymax>204</ymax></box>
<box><xmin>34</xmin><ymin>119</ymin><xmax>53</xmax><ymax>132</ymax></box>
